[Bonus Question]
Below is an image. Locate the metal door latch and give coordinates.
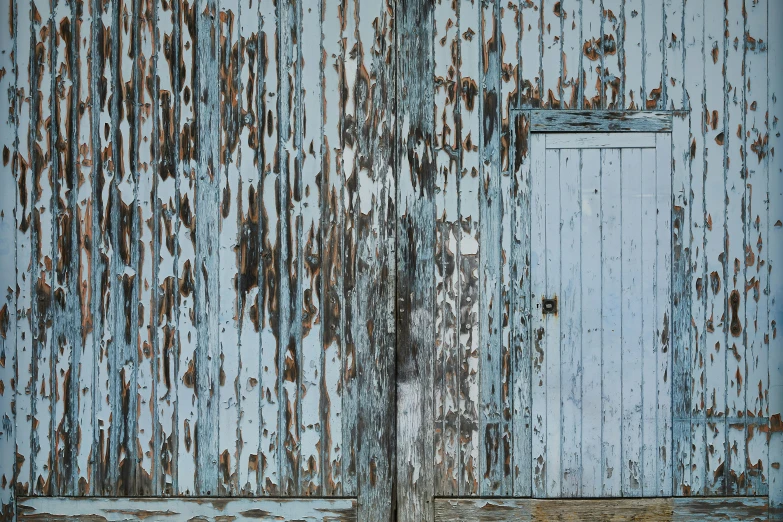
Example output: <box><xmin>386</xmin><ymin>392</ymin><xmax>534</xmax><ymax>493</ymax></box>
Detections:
<box><xmin>541</xmin><ymin>296</ymin><xmax>557</xmax><ymax>315</ymax></box>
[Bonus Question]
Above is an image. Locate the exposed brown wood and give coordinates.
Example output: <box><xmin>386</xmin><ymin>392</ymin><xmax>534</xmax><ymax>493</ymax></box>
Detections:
<box><xmin>396</xmin><ymin>0</ymin><xmax>435</xmax><ymax>519</ymax></box>
<box><xmin>0</xmin><ymin>1</ymin><xmax>779</xmax><ymax>519</ymax></box>
<box><xmin>530</xmin><ymin>110</ymin><xmax>673</xmax><ymax>132</ymax></box>
<box><xmin>433</xmin><ymin>497</ymin><xmax>769</xmax><ymax>521</ymax></box>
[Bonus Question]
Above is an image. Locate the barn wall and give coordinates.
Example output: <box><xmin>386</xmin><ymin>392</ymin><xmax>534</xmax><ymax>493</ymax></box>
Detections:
<box><xmin>0</xmin><ymin>0</ymin><xmax>396</xmax><ymax>518</ymax></box>
<box><xmin>0</xmin><ymin>0</ymin><xmax>781</xmax><ymax>520</ymax></box>
<box><xmin>397</xmin><ymin>0</ymin><xmax>782</xmax><ymax>517</ymax></box>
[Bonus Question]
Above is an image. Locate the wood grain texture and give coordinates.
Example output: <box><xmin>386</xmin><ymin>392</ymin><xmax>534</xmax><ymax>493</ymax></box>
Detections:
<box><xmin>74</xmin><ymin>0</ymin><xmax>93</xmax><ymax>497</ymax></box>
<box><xmin>478</xmin><ymin>0</ymin><xmax>509</xmax><ymax>498</ymax></box>
<box><xmin>1</xmin><ymin>2</ymin><xmax>18</xmax><ymax>519</ymax></box>
<box><xmin>433</xmin><ymin>0</ymin><xmax>460</xmax><ymax>499</ymax></box>
<box><xmin>154</xmin><ymin>0</ymin><xmax>177</xmax><ymax>497</ymax></box>
<box><xmin>526</xmin><ymin>127</ymin><xmax>673</xmax><ymax>499</ymax></box>
<box><xmin>433</xmin><ymin>496</ymin><xmax>769</xmax><ymax>521</ymax></box>
<box><xmin>624</xmin><ymin>0</ymin><xmax>644</xmax><ymax>110</ymax></box>
<box><xmin>530</xmin><ymin>111</ymin><xmax>672</xmax><ymax>132</ymax></box>
<box><xmin>0</xmin><ymin>1</ymin><xmax>779</xmax><ymax>519</ymax></box>
<box><xmin>5</xmin><ymin>0</ymin><xmax>387</xmax><ymax>515</ymax></box>
<box><xmin>14</xmin><ymin>0</ymin><xmax>34</xmax><ymax>501</ymax></box>
<box><xmin>352</xmin><ymin>1</ymin><xmax>396</xmax><ymax>519</ymax></box>
<box><xmin>702</xmin><ymin>1</ymin><xmax>727</xmax><ymax>496</ymax></box>
<box><xmin>510</xmin><ymin>113</ymin><xmax>532</xmax><ymax>498</ymax></box>
<box><xmin>17</xmin><ymin>497</ymin><xmax>358</xmax><ymax>521</ymax></box>
<box><xmin>258</xmin><ymin>0</ymin><xmax>279</xmax><ymax>496</ymax></box>
<box><xmin>396</xmin><ymin>0</ymin><xmax>435</xmax><ymax>519</ymax></box>
<box><xmin>743</xmin><ymin>0</ymin><xmax>769</xmax><ymax>499</ymax></box>
<box><xmin>337</xmin><ymin>0</ymin><xmax>358</xmax><ymax>499</ymax></box>
<box><xmin>768</xmin><ymin>0</ymin><xmax>783</xmax><ymax>518</ymax></box>
<box><xmin>724</xmin><ymin>0</ymin><xmax>745</xmax><ymax>495</ymax></box>
<box><xmin>321</xmin><ymin>0</ymin><xmax>344</xmax><ymax>496</ymax></box>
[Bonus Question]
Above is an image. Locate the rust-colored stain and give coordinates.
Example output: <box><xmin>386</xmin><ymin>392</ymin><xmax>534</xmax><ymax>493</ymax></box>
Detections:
<box><xmin>0</xmin><ymin>0</ymin><xmax>780</xmax><ymax>520</ymax></box>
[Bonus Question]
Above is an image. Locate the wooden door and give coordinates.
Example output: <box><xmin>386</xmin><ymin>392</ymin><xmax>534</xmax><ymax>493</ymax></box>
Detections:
<box><xmin>529</xmin><ymin>132</ymin><xmax>673</xmax><ymax>498</ymax></box>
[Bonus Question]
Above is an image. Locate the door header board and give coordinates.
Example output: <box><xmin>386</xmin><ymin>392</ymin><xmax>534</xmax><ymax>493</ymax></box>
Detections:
<box><xmin>517</xmin><ymin>110</ymin><xmax>676</xmax><ymax>133</ymax></box>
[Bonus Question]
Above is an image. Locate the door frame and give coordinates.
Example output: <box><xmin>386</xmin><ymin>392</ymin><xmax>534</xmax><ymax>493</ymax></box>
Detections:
<box><xmin>528</xmin><ymin>123</ymin><xmax>673</xmax><ymax>498</ymax></box>
<box><xmin>509</xmin><ymin>110</ymin><xmax>693</xmax><ymax>500</ymax></box>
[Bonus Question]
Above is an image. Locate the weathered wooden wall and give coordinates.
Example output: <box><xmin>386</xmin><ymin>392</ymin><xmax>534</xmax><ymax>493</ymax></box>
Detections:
<box><xmin>396</xmin><ymin>0</ymin><xmax>782</xmax><ymax>520</ymax></box>
<box><xmin>0</xmin><ymin>0</ymin><xmax>782</xmax><ymax>521</ymax></box>
<box><xmin>0</xmin><ymin>0</ymin><xmax>396</xmax><ymax>519</ymax></box>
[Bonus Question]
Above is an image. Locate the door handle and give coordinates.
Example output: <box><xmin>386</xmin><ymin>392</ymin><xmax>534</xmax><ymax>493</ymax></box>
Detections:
<box><xmin>542</xmin><ymin>296</ymin><xmax>557</xmax><ymax>315</ymax></box>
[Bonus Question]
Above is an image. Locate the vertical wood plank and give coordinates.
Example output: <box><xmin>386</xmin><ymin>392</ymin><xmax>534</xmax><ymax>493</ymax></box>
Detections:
<box><xmin>560</xmin><ymin>0</ymin><xmax>580</xmax><ymax>109</ymax></box>
<box><xmin>320</xmin><ymin>1</ymin><xmax>345</xmax><ymax>495</ymax></box>
<box><xmin>642</xmin><ymin>0</ymin><xmax>664</xmax><ymax>108</ymax></box>
<box><xmin>135</xmin><ymin>0</ymin><xmax>156</xmax><ymax>495</ymax></box>
<box><xmin>299</xmin><ymin>0</ymin><xmax>324</xmax><ymax>497</ymax></box>
<box><xmin>640</xmin><ymin>147</ymin><xmax>658</xmax><ymax>496</ymax></box>
<box><xmin>681</xmin><ymin>0</ymin><xmax>705</xmax><ymax>496</ymax></box>
<box><xmin>500</xmin><ymin>1</ymin><xmax>518</xmax><ymax>169</ymax></box>
<box><xmin>656</xmin><ymin>133</ymin><xmax>673</xmax><ymax>496</ymax></box>
<box><xmin>354</xmin><ymin>0</ymin><xmax>396</xmax><ymax>518</ymax></box>
<box><xmin>277</xmin><ymin>0</ymin><xmax>298</xmax><ymax>495</ymax></box>
<box><xmin>458</xmin><ymin>0</ymin><xmax>480</xmax><ymax>496</ymax></box>
<box><xmin>581</xmin><ymin>0</ymin><xmax>602</xmax><ymax>108</ymax></box>
<box><xmin>744</xmin><ymin>0</ymin><xmax>769</xmax><ymax>497</ymax></box>
<box><xmin>600</xmin><ymin>147</ymin><xmax>622</xmax><ymax>497</ymax></box>
<box><xmin>620</xmin><ymin>148</ymin><xmax>643</xmax><ymax>497</ymax></box>
<box><xmin>529</xmin><ymin>133</ymin><xmax>546</xmax><ymax>498</ymax></box>
<box><xmin>623</xmin><ymin>0</ymin><xmax>643</xmax><ymax>109</ymax></box>
<box><xmin>51</xmin><ymin>0</ymin><xmax>75</xmax><ymax>495</ymax></box>
<box><xmin>236</xmin><ymin>0</ymin><xmax>262</xmax><ymax>496</ymax></box>
<box><xmin>339</xmin><ymin>0</ymin><xmax>358</xmax><ymax>498</ymax></box>
<box><xmin>111</xmin><ymin>0</ymin><xmax>138</xmax><ymax>494</ymax></box>
<box><xmin>663</xmin><ymin>0</ymin><xmax>684</xmax><ymax>110</ymax></box>
<box><xmin>601</xmin><ymin>0</ymin><xmax>622</xmax><ymax>109</ymax></box>
<box><xmin>511</xmin><ymin>113</ymin><xmax>532</xmax><ymax>497</ymax></box>
<box><xmin>0</xmin><ymin>0</ymin><xmax>18</xmax><ymax>515</ymax></box>
<box><xmin>258</xmin><ymin>0</ymin><xmax>280</xmax><ymax>495</ymax></box>
<box><xmin>15</xmin><ymin>0</ymin><xmax>33</xmax><ymax>497</ymax></box>
<box><xmin>724</xmin><ymin>0</ymin><xmax>746</xmax><ymax>495</ymax></box>
<box><xmin>559</xmin><ymin>148</ymin><xmax>581</xmax><ymax>498</ymax></box>
<box><xmin>664</xmin><ymin>11</ymin><xmax>685</xmax><ymax>429</ymax></box>
<box><xmin>194</xmin><ymin>0</ymin><xmax>221</xmax><ymax>496</ymax></box>
<box><xmin>93</xmin><ymin>0</ymin><xmax>115</xmax><ymax>495</ymax></box>
<box><xmin>669</xmin><ymin>18</ymin><xmax>691</xmax><ymax>499</ymax></box>
<box><xmin>479</xmin><ymin>0</ymin><xmax>509</xmax><ymax>496</ymax></box>
<box><xmin>289</xmin><ymin>0</ymin><xmax>305</xmax><ymax>495</ymax></box>
<box><xmin>397</xmin><ymin>0</ymin><xmax>435</xmax><ymax>517</ymax></box>
<box><xmin>217</xmin><ymin>0</ymin><xmax>241</xmax><ymax>496</ymax></box>
<box><xmin>433</xmin><ymin>0</ymin><xmax>459</xmax><ymax>497</ymax></box>
<box><xmin>154</xmin><ymin>0</ymin><xmax>178</xmax><ymax>495</ymax></box>
<box><xmin>543</xmin><ymin>147</ymin><xmax>561</xmax><ymax>498</ymax></box>
<box><xmin>321</xmin><ymin>0</ymin><xmax>344</xmax><ymax>496</ymax></box>
<box><xmin>580</xmin><ymin>147</ymin><xmax>601</xmax><ymax>497</ymax></box>
<box><xmin>703</xmin><ymin>0</ymin><xmax>727</xmax><ymax>495</ymax></box>
<box><xmin>74</xmin><ymin>0</ymin><xmax>95</xmax><ymax>496</ymax></box>
<box><xmin>499</xmin><ymin>9</ymin><xmax>518</xmax><ymax>495</ymax></box>
<box><xmin>30</xmin><ymin>0</ymin><xmax>54</xmax><ymax>495</ymax></box>
<box><xmin>499</xmin><ymin>0</ymin><xmax>515</xmax><ymax>500</ymax></box>
<box><xmin>541</xmin><ymin>0</ymin><xmax>561</xmax><ymax>108</ymax></box>
<box><xmin>518</xmin><ymin>0</ymin><xmax>541</xmax><ymax>107</ymax></box>
<box><xmin>768</xmin><ymin>0</ymin><xmax>783</xmax><ymax>516</ymax></box>
<box><xmin>671</xmin><ymin>114</ymin><xmax>691</xmax><ymax>496</ymax></box>
<box><xmin>176</xmin><ymin>0</ymin><xmax>198</xmax><ymax>496</ymax></box>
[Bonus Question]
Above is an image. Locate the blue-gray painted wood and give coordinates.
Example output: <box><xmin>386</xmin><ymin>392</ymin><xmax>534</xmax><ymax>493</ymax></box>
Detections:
<box><xmin>396</xmin><ymin>0</ymin><xmax>435</xmax><ymax>520</ymax></box>
<box><xmin>1</xmin><ymin>1</ymin><xmax>781</xmax><ymax>521</ymax></box>
<box><xmin>529</xmin><ymin>111</ymin><xmax>673</xmax><ymax>132</ymax></box>
<box><xmin>17</xmin><ymin>497</ymin><xmax>358</xmax><ymax>521</ymax></box>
